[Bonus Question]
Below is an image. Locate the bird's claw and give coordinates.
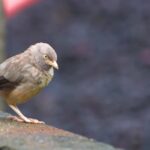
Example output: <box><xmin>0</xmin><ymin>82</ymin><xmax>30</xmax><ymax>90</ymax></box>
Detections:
<box><xmin>7</xmin><ymin>115</ymin><xmax>45</xmax><ymax>124</ymax></box>
<box><xmin>7</xmin><ymin>115</ymin><xmax>24</xmax><ymax>122</ymax></box>
<box><xmin>27</xmin><ymin>118</ymin><xmax>45</xmax><ymax>124</ymax></box>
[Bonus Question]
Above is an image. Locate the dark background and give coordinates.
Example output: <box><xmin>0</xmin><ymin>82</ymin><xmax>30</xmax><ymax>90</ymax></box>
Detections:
<box><xmin>5</xmin><ymin>0</ymin><xmax>150</xmax><ymax>150</ymax></box>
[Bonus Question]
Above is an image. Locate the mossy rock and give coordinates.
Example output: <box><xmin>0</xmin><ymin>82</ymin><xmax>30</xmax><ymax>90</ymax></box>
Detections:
<box><xmin>0</xmin><ymin>112</ymin><xmax>119</xmax><ymax>150</ymax></box>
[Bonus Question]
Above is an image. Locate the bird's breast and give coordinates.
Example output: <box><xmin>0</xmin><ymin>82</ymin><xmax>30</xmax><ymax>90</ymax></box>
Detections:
<box><xmin>48</xmin><ymin>67</ymin><xmax>54</xmax><ymax>77</ymax></box>
<box><xmin>38</xmin><ymin>68</ymin><xmax>54</xmax><ymax>88</ymax></box>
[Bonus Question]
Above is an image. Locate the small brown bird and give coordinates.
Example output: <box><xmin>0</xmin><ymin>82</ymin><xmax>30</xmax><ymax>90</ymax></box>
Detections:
<box><xmin>0</xmin><ymin>43</ymin><xmax>58</xmax><ymax>123</ymax></box>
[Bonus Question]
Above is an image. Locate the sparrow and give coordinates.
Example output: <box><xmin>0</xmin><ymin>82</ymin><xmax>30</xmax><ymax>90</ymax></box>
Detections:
<box><xmin>0</xmin><ymin>42</ymin><xmax>58</xmax><ymax>123</ymax></box>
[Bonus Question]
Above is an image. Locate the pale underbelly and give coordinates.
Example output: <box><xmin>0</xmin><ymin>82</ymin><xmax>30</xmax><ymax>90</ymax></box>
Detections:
<box><xmin>6</xmin><ymin>78</ymin><xmax>52</xmax><ymax>105</ymax></box>
<box><xmin>3</xmin><ymin>71</ymin><xmax>53</xmax><ymax>105</ymax></box>
<box><xmin>6</xmin><ymin>84</ymin><xmax>43</xmax><ymax>105</ymax></box>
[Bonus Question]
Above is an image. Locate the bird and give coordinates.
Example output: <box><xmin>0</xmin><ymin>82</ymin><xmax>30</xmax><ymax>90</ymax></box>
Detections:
<box><xmin>0</xmin><ymin>42</ymin><xmax>58</xmax><ymax>124</ymax></box>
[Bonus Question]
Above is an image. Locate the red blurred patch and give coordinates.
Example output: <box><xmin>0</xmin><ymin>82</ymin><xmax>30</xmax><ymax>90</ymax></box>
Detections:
<box><xmin>138</xmin><ymin>49</ymin><xmax>150</xmax><ymax>65</ymax></box>
<box><xmin>2</xmin><ymin>0</ymin><xmax>40</xmax><ymax>18</ymax></box>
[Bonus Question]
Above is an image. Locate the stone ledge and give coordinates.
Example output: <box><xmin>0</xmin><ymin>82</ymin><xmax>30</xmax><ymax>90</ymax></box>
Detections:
<box><xmin>0</xmin><ymin>112</ymin><xmax>120</xmax><ymax>150</ymax></box>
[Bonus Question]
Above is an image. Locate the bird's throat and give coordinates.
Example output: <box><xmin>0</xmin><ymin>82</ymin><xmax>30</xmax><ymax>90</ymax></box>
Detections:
<box><xmin>48</xmin><ymin>67</ymin><xmax>54</xmax><ymax>77</ymax></box>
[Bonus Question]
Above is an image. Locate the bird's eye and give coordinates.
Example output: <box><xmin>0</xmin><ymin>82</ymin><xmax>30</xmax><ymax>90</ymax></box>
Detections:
<box><xmin>44</xmin><ymin>55</ymin><xmax>48</xmax><ymax>59</ymax></box>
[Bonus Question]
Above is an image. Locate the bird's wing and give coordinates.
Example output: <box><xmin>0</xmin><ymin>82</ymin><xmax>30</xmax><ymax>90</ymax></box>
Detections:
<box><xmin>0</xmin><ymin>76</ymin><xmax>16</xmax><ymax>89</ymax></box>
<box><xmin>0</xmin><ymin>54</ymin><xmax>25</xmax><ymax>89</ymax></box>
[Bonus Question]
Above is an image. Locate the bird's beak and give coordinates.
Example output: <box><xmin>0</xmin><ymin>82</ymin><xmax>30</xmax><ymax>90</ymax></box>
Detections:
<box><xmin>48</xmin><ymin>60</ymin><xmax>59</xmax><ymax>69</ymax></box>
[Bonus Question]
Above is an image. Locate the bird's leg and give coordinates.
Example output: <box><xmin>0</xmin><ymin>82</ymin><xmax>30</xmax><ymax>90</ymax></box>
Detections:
<box><xmin>8</xmin><ymin>105</ymin><xmax>44</xmax><ymax>124</ymax></box>
<box><xmin>9</xmin><ymin>105</ymin><xmax>31</xmax><ymax>122</ymax></box>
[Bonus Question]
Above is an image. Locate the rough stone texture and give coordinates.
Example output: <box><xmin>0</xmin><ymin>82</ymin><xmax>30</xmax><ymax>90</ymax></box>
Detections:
<box><xmin>5</xmin><ymin>1</ymin><xmax>150</xmax><ymax>150</ymax></box>
<box><xmin>0</xmin><ymin>112</ymin><xmax>118</xmax><ymax>150</ymax></box>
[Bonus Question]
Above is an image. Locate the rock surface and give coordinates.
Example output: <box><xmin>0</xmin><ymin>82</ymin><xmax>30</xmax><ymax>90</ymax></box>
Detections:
<box><xmin>0</xmin><ymin>112</ymin><xmax>118</xmax><ymax>150</ymax></box>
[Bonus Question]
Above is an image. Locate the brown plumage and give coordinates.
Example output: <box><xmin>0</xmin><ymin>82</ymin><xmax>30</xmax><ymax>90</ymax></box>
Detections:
<box><xmin>0</xmin><ymin>43</ymin><xmax>58</xmax><ymax>123</ymax></box>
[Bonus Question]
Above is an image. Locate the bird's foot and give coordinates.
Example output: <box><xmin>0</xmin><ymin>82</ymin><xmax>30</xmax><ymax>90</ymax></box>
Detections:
<box><xmin>27</xmin><ymin>118</ymin><xmax>45</xmax><ymax>124</ymax></box>
<box><xmin>7</xmin><ymin>115</ymin><xmax>45</xmax><ymax>124</ymax></box>
<box><xmin>7</xmin><ymin>115</ymin><xmax>24</xmax><ymax>122</ymax></box>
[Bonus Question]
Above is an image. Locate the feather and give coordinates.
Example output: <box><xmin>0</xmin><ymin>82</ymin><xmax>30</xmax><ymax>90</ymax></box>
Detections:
<box><xmin>0</xmin><ymin>76</ymin><xmax>17</xmax><ymax>89</ymax></box>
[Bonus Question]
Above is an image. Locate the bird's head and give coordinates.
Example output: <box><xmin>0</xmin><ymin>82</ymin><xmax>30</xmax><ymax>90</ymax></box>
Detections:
<box><xmin>28</xmin><ymin>43</ymin><xmax>58</xmax><ymax>76</ymax></box>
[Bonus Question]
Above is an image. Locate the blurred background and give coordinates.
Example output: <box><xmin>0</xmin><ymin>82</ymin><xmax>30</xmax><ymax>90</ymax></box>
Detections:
<box><xmin>0</xmin><ymin>0</ymin><xmax>150</xmax><ymax>150</ymax></box>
